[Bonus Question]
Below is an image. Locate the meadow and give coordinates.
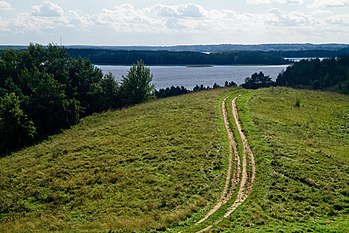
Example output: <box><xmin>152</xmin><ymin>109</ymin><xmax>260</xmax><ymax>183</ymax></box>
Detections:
<box><xmin>1</xmin><ymin>87</ymin><xmax>348</xmax><ymax>232</ymax></box>
<box><xmin>210</xmin><ymin>87</ymin><xmax>349</xmax><ymax>232</ymax></box>
<box><xmin>0</xmin><ymin>89</ymin><xmax>230</xmax><ymax>232</ymax></box>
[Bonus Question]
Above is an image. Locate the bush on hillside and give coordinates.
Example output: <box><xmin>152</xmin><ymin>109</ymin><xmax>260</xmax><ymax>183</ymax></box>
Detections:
<box><xmin>241</xmin><ymin>72</ymin><xmax>275</xmax><ymax>89</ymax></box>
<box><xmin>0</xmin><ymin>93</ymin><xmax>36</xmax><ymax>153</ymax></box>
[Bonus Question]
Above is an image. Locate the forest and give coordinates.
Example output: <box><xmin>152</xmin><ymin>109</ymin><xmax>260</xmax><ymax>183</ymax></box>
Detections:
<box><xmin>0</xmin><ymin>44</ymin><xmax>154</xmax><ymax>154</ymax></box>
<box><xmin>276</xmin><ymin>56</ymin><xmax>349</xmax><ymax>94</ymax></box>
<box><xmin>239</xmin><ymin>55</ymin><xmax>349</xmax><ymax>93</ymax></box>
<box><xmin>67</xmin><ymin>49</ymin><xmax>289</xmax><ymax>65</ymax></box>
<box><xmin>280</xmin><ymin>48</ymin><xmax>349</xmax><ymax>58</ymax></box>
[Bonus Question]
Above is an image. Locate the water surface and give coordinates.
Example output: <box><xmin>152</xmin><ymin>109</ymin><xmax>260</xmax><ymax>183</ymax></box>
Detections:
<box><xmin>97</xmin><ymin>65</ymin><xmax>289</xmax><ymax>90</ymax></box>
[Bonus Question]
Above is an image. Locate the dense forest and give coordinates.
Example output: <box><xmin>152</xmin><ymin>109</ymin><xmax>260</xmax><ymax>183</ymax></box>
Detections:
<box><xmin>0</xmin><ymin>44</ymin><xmax>154</xmax><ymax>154</ymax></box>
<box><xmin>67</xmin><ymin>49</ymin><xmax>289</xmax><ymax>65</ymax></box>
<box><xmin>276</xmin><ymin>56</ymin><xmax>349</xmax><ymax>94</ymax></box>
<box><xmin>280</xmin><ymin>48</ymin><xmax>349</xmax><ymax>59</ymax></box>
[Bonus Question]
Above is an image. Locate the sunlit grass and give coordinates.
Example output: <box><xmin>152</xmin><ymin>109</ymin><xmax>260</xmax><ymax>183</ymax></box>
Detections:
<box><xmin>214</xmin><ymin>87</ymin><xmax>349</xmax><ymax>232</ymax></box>
<box><xmin>2</xmin><ymin>87</ymin><xmax>348</xmax><ymax>232</ymax></box>
<box><xmin>0</xmin><ymin>89</ymin><xmax>230</xmax><ymax>232</ymax></box>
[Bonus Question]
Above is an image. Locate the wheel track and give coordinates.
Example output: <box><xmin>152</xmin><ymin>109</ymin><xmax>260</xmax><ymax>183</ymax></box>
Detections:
<box><xmin>194</xmin><ymin>96</ymin><xmax>256</xmax><ymax>232</ymax></box>
<box><xmin>223</xmin><ymin>97</ymin><xmax>255</xmax><ymax>217</ymax></box>
<box><xmin>195</xmin><ymin>97</ymin><xmax>240</xmax><ymax>225</ymax></box>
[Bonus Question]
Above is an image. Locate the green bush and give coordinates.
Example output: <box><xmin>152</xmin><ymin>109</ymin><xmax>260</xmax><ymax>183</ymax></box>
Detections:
<box><xmin>120</xmin><ymin>60</ymin><xmax>155</xmax><ymax>105</ymax></box>
<box><xmin>0</xmin><ymin>93</ymin><xmax>36</xmax><ymax>153</ymax></box>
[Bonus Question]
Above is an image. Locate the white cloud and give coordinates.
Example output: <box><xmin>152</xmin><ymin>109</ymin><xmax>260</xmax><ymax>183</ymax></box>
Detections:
<box><xmin>247</xmin><ymin>0</ymin><xmax>271</xmax><ymax>4</ymax></box>
<box><xmin>31</xmin><ymin>1</ymin><xmax>64</xmax><ymax>17</ymax></box>
<box><xmin>285</xmin><ymin>0</ymin><xmax>304</xmax><ymax>4</ymax></box>
<box><xmin>247</xmin><ymin>0</ymin><xmax>303</xmax><ymax>5</ymax></box>
<box><xmin>0</xmin><ymin>2</ymin><xmax>323</xmax><ymax>36</ymax></box>
<box><xmin>93</xmin><ymin>3</ymin><xmax>227</xmax><ymax>34</ymax></box>
<box><xmin>0</xmin><ymin>1</ymin><xmax>11</xmax><ymax>10</ymax></box>
<box><xmin>312</xmin><ymin>0</ymin><xmax>349</xmax><ymax>7</ymax></box>
<box><xmin>325</xmin><ymin>15</ymin><xmax>349</xmax><ymax>26</ymax></box>
<box><xmin>93</xmin><ymin>4</ymin><xmax>163</xmax><ymax>33</ymax></box>
<box><xmin>66</xmin><ymin>10</ymin><xmax>91</xmax><ymax>29</ymax></box>
<box><xmin>310</xmin><ymin>9</ymin><xmax>333</xmax><ymax>15</ymax></box>
<box><xmin>1</xmin><ymin>2</ymin><xmax>349</xmax><ymax>44</ymax></box>
<box><xmin>149</xmin><ymin>3</ymin><xmax>205</xmax><ymax>18</ymax></box>
<box><xmin>267</xmin><ymin>8</ymin><xmax>312</xmax><ymax>26</ymax></box>
<box><xmin>0</xmin><ymin>1</ymin><xmax>91</xmax><ymax>33</ymax></box>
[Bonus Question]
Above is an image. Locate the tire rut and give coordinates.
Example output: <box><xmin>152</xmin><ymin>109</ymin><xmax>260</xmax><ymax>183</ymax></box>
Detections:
<box><xmin>194</xmin><ymin>96</ymin><xmax>256</xmax><ymax>232</ymax></box>
<box><xmin>195</xmin><ymin>97</ymin><xmax>240</xmax><ymax>225</ymax></box>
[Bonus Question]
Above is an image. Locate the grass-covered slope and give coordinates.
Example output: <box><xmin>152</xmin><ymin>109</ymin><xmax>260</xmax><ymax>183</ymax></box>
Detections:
<box><xmin>1</xmin><ymin>87</ymin><xmax>348</xmax><ymax>232</ymax></box>
<box><xmin>215</xmin><ymin>87</ymin><xmax>349</xmax><ymax>232</ymax></box>
<box><xmin>0</xmin><ymin>89</ymin><xmax>230</xmax><ymax>232</ymax></box>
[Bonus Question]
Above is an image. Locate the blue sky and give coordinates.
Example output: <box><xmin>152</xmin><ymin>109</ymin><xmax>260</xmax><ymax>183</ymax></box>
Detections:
<box><xmin>1</xmin><ymin>0</ymin><xmax>349</xmax><ymax>45</ymax></box>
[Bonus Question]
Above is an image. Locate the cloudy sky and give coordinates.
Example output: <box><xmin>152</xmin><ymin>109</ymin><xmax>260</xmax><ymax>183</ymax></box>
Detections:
<box><xmin>1</xmin><ymin>0</ymin><xmax>349</xmax><ymax>45</ymax></box>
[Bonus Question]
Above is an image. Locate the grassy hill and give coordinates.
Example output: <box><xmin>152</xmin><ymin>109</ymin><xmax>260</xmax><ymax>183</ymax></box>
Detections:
<box><xmin>213</xmin><ymin>88</ymin><xmax>349</xmax><ymax>232</ymax></box>
<box><xmin>0</xmin><ymin>89</ymin><xmax>231</xmax><ymax>232</ymax></box>
<box><xmin>1</xmin><ymin>87</ymin><xmax>348</xmax><ymax>232</ymax></box>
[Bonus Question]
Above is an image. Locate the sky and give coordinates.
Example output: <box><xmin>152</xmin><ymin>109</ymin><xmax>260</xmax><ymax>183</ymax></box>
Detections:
<box><xmin>0</xmin><ymin>0</ymin><xmax>349</xmax><ymax>45</ymax></box>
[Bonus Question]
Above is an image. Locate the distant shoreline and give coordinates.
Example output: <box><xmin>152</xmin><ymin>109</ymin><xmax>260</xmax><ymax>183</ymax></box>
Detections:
<box><xmin>186</xmin><ymin>64</ymin><xmax>213</xmax><ymax>68</ymax></box>
<box><xmin>1</xmin><ymin>43</ymin><xmax>349</xmax><ymax>52</ymax></box>
<box><xmin>95</xmin><ymin>64</ymin><xmax>291</xmax><ymax>67</ymax></box>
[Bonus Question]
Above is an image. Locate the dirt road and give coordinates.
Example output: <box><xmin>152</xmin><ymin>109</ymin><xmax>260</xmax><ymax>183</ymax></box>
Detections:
<box><xmin>194</xmin><ymin>96</ymin><xmax>256</xmax><ymax>232</ymax></box>
<box><xmin>195</xmin><ymin>97</ymin><xmax>240</xmax><ymax>225</ymax></box>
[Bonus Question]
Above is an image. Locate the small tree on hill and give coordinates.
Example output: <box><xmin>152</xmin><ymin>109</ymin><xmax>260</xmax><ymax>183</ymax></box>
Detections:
<box><xmin>120</xmin><ymin>61</ymin><xmax>155</xmax><ymax>105</ymax></box>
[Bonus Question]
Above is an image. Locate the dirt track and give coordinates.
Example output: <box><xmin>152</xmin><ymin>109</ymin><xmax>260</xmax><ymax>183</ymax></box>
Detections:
<box><xmin>195</xmin><ymin>97</ymin><xmax>240</xmax><ymax>225</ymax></box>
<box><xmin>195</xmin><ymin>97</ymin><xmax>256</xmax><ymax>232</ymax></box>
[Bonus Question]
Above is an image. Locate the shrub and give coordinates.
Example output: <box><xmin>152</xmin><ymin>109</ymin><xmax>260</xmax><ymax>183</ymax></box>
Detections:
<box><xmin>0</xmin><ymin>93</ymin><xmax>36</xmax><ymax>154</ymax></box>
<box><xmin>295</xmin><ymin>95</ymin><xmax>301</xmax><ymax>108</ymax></box>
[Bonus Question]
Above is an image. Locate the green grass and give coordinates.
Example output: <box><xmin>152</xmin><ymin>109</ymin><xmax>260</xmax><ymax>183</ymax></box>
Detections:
<box><xmin>169</xmin><ymin>89</ymin><xmax>244</xmax><ymax>232</ymax></box>
<box><xmin>1</xmin><ymin>87</ymin><xmax>349</xmax><ymax>232</ymax></box>
<box><xmin>212</xmin><ymin>87</ymin><xmax>349</xmax><ymax>232</ymax></box>
<box><xmin>0</xmin><ymin>89</ymin><xmax>231</xmax><ymax>232</ymax></box>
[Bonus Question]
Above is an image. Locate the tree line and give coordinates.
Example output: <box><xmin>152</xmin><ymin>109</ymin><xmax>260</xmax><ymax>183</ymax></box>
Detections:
<box><xmin>0</xmin><ymin>44</ymin><xmax>154</xmax><ymax>155</ymax></box>
<box><xmin>276</xmin><ymin>56</ymin><xmax>349</xmax><ymax>94</ymax></box>
<box><xmin>67</xmin><ymin>49</ymin><xmax>289</xmax><ymax>65</ymax></box>
<box><xmin>280</xmin><ymin>48</ymin><xmax>349</xmax><ymax>59</ymax></box>
<box><xmin>155</xmin><ymin>81</ymin><xmax>237</xmax><ymax>99</ymax></box>
<box><xmin>241</xmin><ymin>55</ymin><xmax>349</xmax><ymax>94</ymax></box>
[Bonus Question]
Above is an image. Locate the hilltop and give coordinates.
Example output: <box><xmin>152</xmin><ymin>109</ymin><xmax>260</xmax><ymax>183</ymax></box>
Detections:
<box><xmin>0</xmin><ymin>89</ymin><xmax>230</xmax><ymax>232</ymax></box>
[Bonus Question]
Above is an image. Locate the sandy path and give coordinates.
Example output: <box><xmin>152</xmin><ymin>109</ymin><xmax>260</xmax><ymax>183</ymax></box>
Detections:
<box><xmin>223</xmin><ymin>97</ymin><xmax>255</xmax><ymax>217</ymax></box>
<box><xmin>195</xmin><ymin>97</ymin><xmax>240</xmax><ymax>225</ymax></box>
<box><xmin>194</xmin><ymin>97</ymin><xmax>256</xmax><ymax>232</ymax></box>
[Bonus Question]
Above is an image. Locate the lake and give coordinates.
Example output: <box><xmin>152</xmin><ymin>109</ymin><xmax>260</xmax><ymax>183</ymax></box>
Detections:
<box><xmin>97</xmin><ymin>65</ymin><xmax>290</xmax><ymax>90</ymax></box>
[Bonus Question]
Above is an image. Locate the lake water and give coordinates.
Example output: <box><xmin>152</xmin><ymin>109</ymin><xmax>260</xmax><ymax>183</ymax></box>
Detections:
<box><xmin>97</xmin><ymin>65</ymin><xmax>290</xmax><ymax>90</ymax></box>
